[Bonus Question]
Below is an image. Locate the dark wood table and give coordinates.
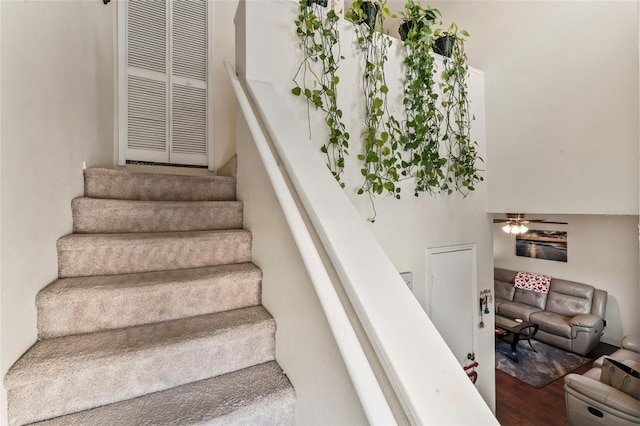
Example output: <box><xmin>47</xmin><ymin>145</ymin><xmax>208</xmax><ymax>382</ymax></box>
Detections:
<box><xmin>495</xmin><ymin>314</ymin><xmax>539</xmax><ymax>362</ymax></box>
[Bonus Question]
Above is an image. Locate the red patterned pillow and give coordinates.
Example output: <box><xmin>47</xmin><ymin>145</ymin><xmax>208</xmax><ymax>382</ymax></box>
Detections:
<box><xmin>514</xmin><ymin>271</ymin><xmax>552</xmax><ymax>294</ymax></box>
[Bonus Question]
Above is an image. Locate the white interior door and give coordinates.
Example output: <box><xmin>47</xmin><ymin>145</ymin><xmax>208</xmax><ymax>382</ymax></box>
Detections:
<box><xmin>427</xmin><ymin>245</ymin><xmax>476</xmax><ymax>366</ymax></box>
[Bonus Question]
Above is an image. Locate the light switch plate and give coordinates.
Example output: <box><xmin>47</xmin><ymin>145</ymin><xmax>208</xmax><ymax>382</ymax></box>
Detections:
<box><xmin>400</xmin><ymin>271</ymin><xmax>413</xmax><ymax>290</ymax></box>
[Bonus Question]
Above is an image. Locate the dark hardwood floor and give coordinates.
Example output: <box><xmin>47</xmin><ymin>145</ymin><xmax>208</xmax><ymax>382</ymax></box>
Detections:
<box><xmin>495</xmin><ymin>340</ymin><xmax>618</xmax><ymax>426</ymax></box>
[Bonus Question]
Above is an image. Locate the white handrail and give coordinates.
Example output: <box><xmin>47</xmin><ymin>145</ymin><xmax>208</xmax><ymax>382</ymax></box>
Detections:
<box><xmin>225</xmin><ymin>62</ymin><xmax>396</xmax><ymax>425</ymax></box>
<box><xmin>230</xmin><ymin>77</ymin><xmax>497</xmax><ymax>425</ymax></box>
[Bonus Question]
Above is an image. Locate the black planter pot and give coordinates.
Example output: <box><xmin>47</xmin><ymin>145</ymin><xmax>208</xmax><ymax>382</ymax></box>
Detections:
<box><xmin>399</xmin><ymin>20</ymin><xmax>424</xmax><ymax>41</ymax></box>
<box><xmin>360</xmin><ymin>1</ymin><xmax>379</xmax><ymax>29</ymax></box>
<box><xmin>433</xmin><ymin>35</ymin><xmax>456</xmax><ymax>57</ymax></box>
<box><xmin>306</xmin><ymin>0</ymin><xmax>328</xmax><ymax>7</ymax></box>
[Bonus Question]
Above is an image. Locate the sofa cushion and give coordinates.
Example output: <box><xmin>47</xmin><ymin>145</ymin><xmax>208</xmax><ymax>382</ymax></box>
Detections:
<box><xmin>530</xmin><ymin>311</ymin><xmax>572</xmax><ymax>338</ymax></box>
<box><xmin>570</xmin><ymin>314</ymin><xmax>601</xmax><ymax>329</ymax></box>
<box><xmin>583</xmin><ymin>367</ymin><xmax>601</xmax><ymax>381</ymax></box>
<box><xmin>495</xmin><ymin>298</ymin><xmax>509</xmax><ymax>311</ymax></box>
<box><xmin>546</xmin><ymin>279</ymin><xmax>594</xmax><ymax>317</ymax></box>
<box><xmin>594</xmin><ymin>349</ymin><xmax>640</xmax><ymax>369</ymax></box>
<box><xmin>512</xmin><ymin>288</ymin><xmax>548</xmax><ymax>310</ymax></box>
<box><xmin>497</xmin><ymin>302</ymin><xmax>542</xmax><ymax>321</ymax></box>
<box><xmin>622</xmin><ymin>336</ymin><xmax>640</xmax><ymax>353</ymax></box>
<box><xmin>494</xmin><ymin>268</ymin><xmax>517</xmax><ymax>284</ymax></box>
<box><xmin>494</xmin><ymin>279</ymin><xmax>515</xmax><ymax>302</ymax></box>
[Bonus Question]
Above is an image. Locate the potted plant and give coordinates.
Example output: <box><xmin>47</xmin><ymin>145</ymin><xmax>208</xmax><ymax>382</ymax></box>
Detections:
<box><xmin>292</xmin><ymin>0</ymin><xmax>349</xmax><ymax>186</ymax></box>
<box><xmin>306</xmin><ymin>0</ymin><xmax>328</xmax><ymax>6</ymax></box>
<box><xmin>433</xmin><ymin>33</ymin><xmax>455</xmax><ymax>56</ymax></box>
<box><xmin>433</xmin><ymin>22</ymin><xmax>468</xmax><ymax>56</ymax></box>
<box><xmin>291</xmin><ymin>0</ymin><xmax>483</xmax><ymax>218</ymax></box>
<box><xmin>348</xmin><ymin>0</ymin><xmax>380</xmax><ymax>28</ymax></box>
<box><xmin>399</xmin><ymin>1</ymin><xmax>444</xmax><ymax>195</ymax></box>
<box><xmin>436</xmin><ymin>22</ymin><xmax>483</xmax><ymax>195</ymax></box>
<box><xmin>398</xmin><ymin>3</ymin><xmax>440</xmax><ymax>41</ymax></box>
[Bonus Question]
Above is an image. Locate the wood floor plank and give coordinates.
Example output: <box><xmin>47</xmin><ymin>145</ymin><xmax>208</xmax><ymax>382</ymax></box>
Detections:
<box><xmin>495</xmin><ymin>341</ymin><xmax>617</xmax><ymax>426</ymax></box>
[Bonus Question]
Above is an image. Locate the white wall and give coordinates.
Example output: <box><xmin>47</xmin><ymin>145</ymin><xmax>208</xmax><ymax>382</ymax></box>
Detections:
<box><xmin>235</xmin><ymin>109</ymin><xmax>369</xmax><ymax>424</ymax></box>
<box><xmin>412</xmin><ymin>0</ymin><xmax>639</xmax><ymax>215</ymax></box>
<box><xmin>0</xmin><ymin>1</ymin><xmax>116</xmax><ymax>421</ymax></box>
<box><xmin>493</xmin><ymin>214</ymin><xmax>640</xmax><ymax>346</ymax></box>
<box><xmin>0</xmin><ymin>0</ymin><xmax>244</xmax><ymax>364</ymax></box>
<box><xmin>213</xmin><ymin>0</ymin><xmax>239</xmax><ymax>169</ymax></box>
<box><xmin>410</xmin><ymin>0</ymin><xmax>640</xmax><ymax>348</ymax></box>
<box><xmin>0</xmin><ymin>0</ymin><xmax>115</xmax><ymax>379</ymax></box>
<box><xmin>0</xmin><ymin>0</ymin><xmax>241</xmax><ymax>420</ymax></box>
<box><xmin>242</xmin><ymin>0</ymin><xmax>496</xmax><ymax>411</ymax></box>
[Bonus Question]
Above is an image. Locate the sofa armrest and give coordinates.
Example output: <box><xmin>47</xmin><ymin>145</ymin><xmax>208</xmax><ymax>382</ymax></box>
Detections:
<box><xmin>590</xmin><ymin>289</ymin><xmax>607</xmax><ymax>319</ymax></box>
<box><xmin>621</xmin><ymin>336</ymin><xmax>640</xmax><ymax>354</ymax></box>
<box><xmin>564</xmin><ymin>373</ymin><xmax>640</xmax><ymax>418</ymax></box>
<box><xmin>570</xmin><ymin>314</ymin><xmax>602</xmax><ymax>329</ymax></box>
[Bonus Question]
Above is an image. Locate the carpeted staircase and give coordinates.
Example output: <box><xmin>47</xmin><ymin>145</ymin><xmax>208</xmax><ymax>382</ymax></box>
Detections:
<box><xmin>4</xmin><ymin>168</ymin><xmax>295</xmax><ymax>425</ymax></box>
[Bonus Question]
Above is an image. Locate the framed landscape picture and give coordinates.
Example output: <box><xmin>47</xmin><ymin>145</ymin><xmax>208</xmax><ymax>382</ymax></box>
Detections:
<box><xmin>516</xmin><ymin>230</ymin><xmax>567</xmax><ymax>262</ymax></box>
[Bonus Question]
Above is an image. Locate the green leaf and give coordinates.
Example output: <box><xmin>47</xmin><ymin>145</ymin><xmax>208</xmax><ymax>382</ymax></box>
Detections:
<box><xmin>291</xmin><ymin>87</ymin><xmax>301</xmax><ymax>96</ymax></box>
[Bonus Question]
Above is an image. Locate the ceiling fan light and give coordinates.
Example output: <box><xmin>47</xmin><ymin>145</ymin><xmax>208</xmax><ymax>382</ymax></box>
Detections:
<box><xmin>502</xmin><ymin>224</ymin><xmax>512</xmax><ymax>233</ymax></box>
<box><xmin>519</xmin><ymin>224</ymin><xmax>528</xmax><ymax>234</ymax></box>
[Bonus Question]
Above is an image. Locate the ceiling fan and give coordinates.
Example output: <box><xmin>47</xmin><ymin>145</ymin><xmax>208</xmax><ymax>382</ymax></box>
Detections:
<box><xmin>493</xmin><ymin>213</ymin><xmax>567</xmax><ymax>234</ymax></box>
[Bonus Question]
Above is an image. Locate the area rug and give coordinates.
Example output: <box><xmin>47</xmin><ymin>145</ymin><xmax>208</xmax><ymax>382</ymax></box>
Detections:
<box><xmin>495</xmin><ymin>339</ymin><xmax>591</xmax><ymax>388</ymax></box>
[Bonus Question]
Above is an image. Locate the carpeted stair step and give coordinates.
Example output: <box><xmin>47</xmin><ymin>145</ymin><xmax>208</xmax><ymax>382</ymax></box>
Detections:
<box><xmin>33</xmin><ymin>361</ymin><xmax>295</xmax><ymax>426</ymax></box>
<box><xmin>72</xmin><ymin>197</ymin><xmax>243</xmax><ymax>234</ymax></box>
<box><xmin>37</xmin><ymin>263</ymin><xmax>262</xmax><ymax>339</ymax></box>
<box><xmin>57</xmin><ymin>229</ymin><xmax>252</xmax><ymax>278</ymax></box>
<box><xmin>4</xmin><ymin>306</ymin><xmax>276</xmax><ymax>425</ymax></box>
<box><xmin>84</xmin><ymin>168</ymin><xmax>236</xmax><ymax>202</ymax></box>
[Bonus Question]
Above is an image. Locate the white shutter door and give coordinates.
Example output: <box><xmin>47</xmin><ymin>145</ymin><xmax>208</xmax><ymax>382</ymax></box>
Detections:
<box><xmin>169</xmin><ymin>0</ymin><xmax>208</xmax><ymax>166</ymax></box>
<box><xmin>122</xmin><ymin>0</ymin><xmax>209</xmax><ymax>167</ymax></box>
<box><xmin>125</xmin><ymin>0</ymin><xmax>169</xmax><ymax>163</ymax></box>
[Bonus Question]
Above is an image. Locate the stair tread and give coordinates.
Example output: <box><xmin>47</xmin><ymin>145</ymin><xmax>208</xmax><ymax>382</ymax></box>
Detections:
<box><xmin>72</xmin><ymin>197</ymin><xmax>244</xmax><ymax>233</ymax></box>
<box><xmin>37</xmin><ymin>264</ymin><xmax>263</xmax><ymax>338</ymax></box>
<box><xmin>35</xmin><ymin>361</ymin><xmax>295</xmax><ymax>426</ymax></box>
<box><xmin>57</xmin><ymin>229</ymin><xmax>251</xmax><ymax>250</ymax></box>
<box><xmin>6</xmin><ymin>305</ymin><xmax>273</xmax><ymax>387</ymax></box>
<box><xmin>73</xmin><ymin>197</ymin><xmax>243</xmax><ymax>208</ymax></box>
<box><xmin>85</xmin><ymin>167</ymin><xmax>235</xmax><ymax>184</ymax></box>
<box><xmin>56</xmin><ymin>230</ymin><xmax>253</xmax><ymax>277</ymax></box>
<box><xmin>84</xmin><ymin>168</ymin><xmax>236</xmax><ymax>202</ymax></box>
<box><xmin>40</xmin><ymin>263</ymin><xmax>260</xmax><ymax>295</ymax></box>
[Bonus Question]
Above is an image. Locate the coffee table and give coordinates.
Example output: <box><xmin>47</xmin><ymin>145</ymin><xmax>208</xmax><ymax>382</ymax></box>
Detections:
<box><xmin>495</xmin><ymin>314</ymin><xmax>539</xmax><ymax>362</ymax></box>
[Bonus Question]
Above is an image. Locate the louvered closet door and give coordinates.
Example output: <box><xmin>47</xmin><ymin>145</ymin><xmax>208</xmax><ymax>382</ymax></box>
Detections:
<box><xmin>124</xmin><ymin>0</ymin><xmax>209</xmax><ymax>166</ymax></box>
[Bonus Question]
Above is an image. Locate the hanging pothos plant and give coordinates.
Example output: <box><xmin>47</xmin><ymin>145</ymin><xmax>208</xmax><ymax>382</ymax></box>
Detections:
<box><xmin>435</xmin><ymin>23</ymin><xmax>484</xmax><ymax>195</ymax></box>
<box><xmin>398</xmin><ymin>1</ymin><xmax>445</xmax><ymax>196</ymax></box>
<box><xmin>347</xmin><ymin>0</ymin><xmax>402</xmax><ymax>220</ymax></box>
<box><xmin>291</xmin><ymin>0</ymin><xmax>484</xmax><ymax>220</ymax></box>
<box><xmin>292</xmin><ymin>0</ymin><xmax>349</xmax><ymax>187</ymax></box>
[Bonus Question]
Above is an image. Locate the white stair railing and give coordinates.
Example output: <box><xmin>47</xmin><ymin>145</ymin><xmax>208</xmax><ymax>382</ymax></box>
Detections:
<box><xmin>226</xmin><ymin>60</ymin><xmax>498</xmax><ymax>424</ymax></box>
<box><xmin>225</xmin><ymin>62</ymin><xmax>396</xmax><ymax>425</ymax></box>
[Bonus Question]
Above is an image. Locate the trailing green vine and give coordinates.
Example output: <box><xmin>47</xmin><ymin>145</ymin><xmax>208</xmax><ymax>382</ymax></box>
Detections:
<box><xmin>436</xmin><ymin>23</ymin><xmax>484</xmax><ymax>195</ymax></box>
<box><xmin>399</xmin><ymin>1</ymin><xmax>444</xmax><ymax>196</ymax></box>
<box><xmin>348</xmin><ymin>0</ymin><xmax>402</xmax><ymax>220</ymax></box>
<box><xmin>292</xmin><ymin>0</ymin><xmax>349</xmax><ymax>187</ymax></box>
<box><xmin>290</xmin><ymin>0</ymin><xmax>485</xmax><ymax>220</ymax></box>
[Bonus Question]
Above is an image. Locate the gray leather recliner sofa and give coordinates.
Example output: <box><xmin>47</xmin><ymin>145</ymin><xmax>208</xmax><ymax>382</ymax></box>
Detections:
<box><xmin>494</xmin><ymin>268</ymin><xmax>607</xmax><ymax>356</ymax></box>
<box><xmin>564</xmin><ymin>335</ymin><xmax>640</xmax><ymax>425</ymax></box>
